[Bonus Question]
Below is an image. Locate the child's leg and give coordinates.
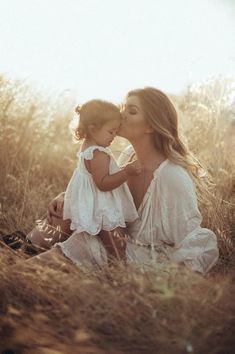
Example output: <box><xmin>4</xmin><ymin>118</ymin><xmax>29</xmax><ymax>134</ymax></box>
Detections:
<box><xmin>27</xmin><ymin>216</ymin><xmax>72</xmax><ymax>250</ymax></box>
<box><xmin>99</xmin><ymin>227</ymin><xmax>127</xmax><ymax>265</ymax></box>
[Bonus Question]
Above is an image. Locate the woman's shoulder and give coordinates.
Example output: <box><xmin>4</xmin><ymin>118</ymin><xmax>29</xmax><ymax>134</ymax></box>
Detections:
<box><xmin>161</xmin><ymin>159</ymin><xmax>190</xmax><ymax>176</ymax></box>
<box><xmin>159</xmin><ymin>160</ymin><xmax>194</xmax><ymax>192</ymax></box>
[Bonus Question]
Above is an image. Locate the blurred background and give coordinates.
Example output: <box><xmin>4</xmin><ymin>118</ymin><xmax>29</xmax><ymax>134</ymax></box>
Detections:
<box><xmin>0</xmin><ymin>0</ymin><xmax>235</xmax><ymax>102</ymax></box>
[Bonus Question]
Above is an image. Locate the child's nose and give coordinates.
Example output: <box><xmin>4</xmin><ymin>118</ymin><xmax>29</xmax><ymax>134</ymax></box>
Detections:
<box><xmin>121</xmin><ymin>112</ymin><xmax>126</xmax><ymax>121</ymax></box>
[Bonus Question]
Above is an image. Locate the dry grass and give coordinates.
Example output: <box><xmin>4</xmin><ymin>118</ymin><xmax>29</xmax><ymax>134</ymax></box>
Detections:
<box><xmin>0</xmin><ymin>74</ymin><xmax>235</xmax><ymax>353</ymax></box>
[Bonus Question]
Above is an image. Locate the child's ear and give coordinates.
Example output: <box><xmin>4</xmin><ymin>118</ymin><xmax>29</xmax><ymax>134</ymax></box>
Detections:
<box><xmin>88</xmin><ymin>124</ymin><xmax>96</xmax><ymax>135</ymax></box>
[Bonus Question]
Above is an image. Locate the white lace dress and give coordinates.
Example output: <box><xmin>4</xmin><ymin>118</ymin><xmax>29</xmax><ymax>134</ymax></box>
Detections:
<box><xmin>55</xmin><ymin>145</ymin><xmax>219</xmax><ymax>274</ymax></box>
<box><xmin>62</xmin><ymin>145</ymin><xmax>139</xmax><ymax>235</ymax></box>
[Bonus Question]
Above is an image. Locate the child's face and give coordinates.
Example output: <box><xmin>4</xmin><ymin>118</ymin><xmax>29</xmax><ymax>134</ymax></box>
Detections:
<box><xmin>92</xmin><ymin>120</ymin><xmax>120</xmax><ymax>147</ymax></box>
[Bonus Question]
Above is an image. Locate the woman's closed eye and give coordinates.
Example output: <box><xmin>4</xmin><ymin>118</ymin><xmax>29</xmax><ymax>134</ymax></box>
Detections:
<box><xmin>128</xmin><ymin>109</ymin><xmax>137</xmax><ymax>115</ymax></box>
<box><xmin>126</xmin><ymin>105</ymin><xmax>138</xmax><ymax>115</ymax></box>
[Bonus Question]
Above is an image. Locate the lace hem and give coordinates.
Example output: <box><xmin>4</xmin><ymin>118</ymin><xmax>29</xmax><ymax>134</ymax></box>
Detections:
<box><xmin>70</xmin><ymin>220</ymin><xmax>128</xmax><ymax>235</ymax></box>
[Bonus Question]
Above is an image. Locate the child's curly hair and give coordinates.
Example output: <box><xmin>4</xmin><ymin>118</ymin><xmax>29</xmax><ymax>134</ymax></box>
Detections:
<box><xmin>74</xmin><ymin>99</ymin><xmax>121</xmax><ymax>140</ymax></box>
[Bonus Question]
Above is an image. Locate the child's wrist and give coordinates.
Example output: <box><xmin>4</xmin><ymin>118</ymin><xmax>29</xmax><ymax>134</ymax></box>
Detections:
<box><xmin>122</xmin><ymin>166</ymin><xmax>129</xmax><ymax>178</ymax></box>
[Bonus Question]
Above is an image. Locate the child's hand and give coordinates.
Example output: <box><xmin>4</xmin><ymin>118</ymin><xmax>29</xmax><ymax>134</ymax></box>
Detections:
<box><xmin>124</xmin><ymin>160</ymin><xmax>142</xmax><ymax>176</ymax></box>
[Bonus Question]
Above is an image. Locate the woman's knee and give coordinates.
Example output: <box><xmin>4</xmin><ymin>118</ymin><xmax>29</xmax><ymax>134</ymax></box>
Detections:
<box><xmin>27</xmin><ymin>246</ymin><xmax>70</xmax><ymax>266</ymax></box>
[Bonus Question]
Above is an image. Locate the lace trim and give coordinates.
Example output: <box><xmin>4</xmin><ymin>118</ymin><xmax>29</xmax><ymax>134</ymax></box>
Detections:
<box><xmin>70</xmin><ymin>219</ymin><xmax>128</xmax><ymax>235</ymax></box>
<box><xmin>79</xmin><ymin>145</ymin><xmax>112</xmax><ymax>160</ymax></box>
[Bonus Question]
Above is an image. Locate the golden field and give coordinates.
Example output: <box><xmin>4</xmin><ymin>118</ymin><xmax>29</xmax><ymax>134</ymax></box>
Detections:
<box><xmin>0</xmin><ymin>74</ymin><xmax>234</xmax><ymax>354</ymax></box>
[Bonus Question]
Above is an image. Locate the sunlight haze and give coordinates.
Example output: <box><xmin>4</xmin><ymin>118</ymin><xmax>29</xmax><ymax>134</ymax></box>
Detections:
<box><xmin>0</xmin><ymin>0</ymin><xmax>234</xmax><ymax>102</ymax></box>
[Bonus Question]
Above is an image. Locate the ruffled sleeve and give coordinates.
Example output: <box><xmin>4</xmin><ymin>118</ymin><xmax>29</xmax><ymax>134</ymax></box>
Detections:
<box><xmin>158</xmin><ymin>163</ymin><xmax>219</xmax><ymax>274</ymax></box>
<box><xmin>79</xmin><ymin>145</ymin><xmax>112</xmax><ymax>160</ymax></box>
<box><xmin>117</xmin><ymin>145</ymin><xmax>134</xmax><ymax>166</ymax></box>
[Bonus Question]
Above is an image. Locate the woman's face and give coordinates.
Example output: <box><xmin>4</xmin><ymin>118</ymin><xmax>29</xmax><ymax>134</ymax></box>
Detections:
<box><xmin>118</xmin><ymin>95</ymin><xmax>150</xmax><ymax>140</ymax></box>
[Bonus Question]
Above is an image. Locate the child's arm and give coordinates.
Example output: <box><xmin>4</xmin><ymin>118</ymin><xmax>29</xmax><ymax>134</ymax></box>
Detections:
<box><xmin>87</xmin><ymin>150</ymin><xmax>141</xmax><ymax>192</ymax></box>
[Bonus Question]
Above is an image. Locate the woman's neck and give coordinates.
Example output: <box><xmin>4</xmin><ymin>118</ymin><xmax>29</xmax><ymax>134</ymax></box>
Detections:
<box><xmin>130</xmin><ymin>135</ymin><xmax>166</xmax><ymax>170</ymax></box>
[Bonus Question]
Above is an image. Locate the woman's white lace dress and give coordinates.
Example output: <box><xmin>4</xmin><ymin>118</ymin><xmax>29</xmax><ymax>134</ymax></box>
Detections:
<box><xmin>63</xmin><ymin>145</ymin><xmax>139</xmax><ymax>235</ymax></box>
<box><xmin>55</xmin><ymin>145</ymin><xmax>219</xmax><ymax>274</ymax></box>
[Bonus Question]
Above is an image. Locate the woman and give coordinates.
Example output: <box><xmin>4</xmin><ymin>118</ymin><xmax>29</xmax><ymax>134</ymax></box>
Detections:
<box><xmin>29</xmin><ymin>87</ymin><xmax>219</xmax><ymax>274</ymax></box>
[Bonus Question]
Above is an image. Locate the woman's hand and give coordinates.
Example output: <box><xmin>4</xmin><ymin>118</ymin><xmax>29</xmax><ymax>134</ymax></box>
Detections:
<box><xmin>47</xmin><ymin>192</ymin><xmax>65</xmax><ymax>223</ymax></box>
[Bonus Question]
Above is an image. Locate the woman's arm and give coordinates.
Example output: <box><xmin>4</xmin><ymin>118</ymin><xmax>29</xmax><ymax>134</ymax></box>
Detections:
<box><xmin>87</xmin><ymin>150</ymin><xmax>142</xmax><ymax>192</ymax></box>
<box><xmin>159</xmin><ymin>166</ymin><xmax>219</xmax><ymax>274</ymax></box>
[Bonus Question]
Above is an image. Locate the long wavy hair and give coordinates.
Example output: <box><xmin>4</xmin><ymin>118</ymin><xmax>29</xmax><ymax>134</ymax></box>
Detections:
<box><xmin>126</xmin><ymin>87</ymin><xmax>213</xmax><ymax>200</ymax></box>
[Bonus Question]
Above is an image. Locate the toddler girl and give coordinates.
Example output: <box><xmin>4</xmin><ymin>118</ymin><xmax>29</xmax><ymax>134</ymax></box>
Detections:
<box><xmin>62</xmin><ymin>99</ymin><xmax>141</xmax><ymax>263</ymax></box>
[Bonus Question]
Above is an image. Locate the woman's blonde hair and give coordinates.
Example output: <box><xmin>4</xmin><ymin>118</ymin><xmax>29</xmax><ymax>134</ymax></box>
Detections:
<box><xmin>127</xmin><ymin>87</ymin><xmax>213</xmax><ymax>199</ymax></box>
<box><xmin>74</xmin><ymin>99</ymin><xmax>121</xmax><ymax>140</ymax></box>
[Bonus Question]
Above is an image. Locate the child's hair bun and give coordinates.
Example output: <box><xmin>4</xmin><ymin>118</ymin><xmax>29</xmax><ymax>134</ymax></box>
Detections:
<box><xmin>75</xmin><ymin>105</ymin><xmax>81</xmax><ymax>115</ymax></box>
<box><xmin>73</xmin><ymin>99</ymin><xmax>121</xmax><ymax>141</ymax></box>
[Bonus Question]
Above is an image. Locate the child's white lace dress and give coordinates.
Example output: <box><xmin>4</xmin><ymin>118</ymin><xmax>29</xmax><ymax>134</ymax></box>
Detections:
<box><xmin>63</xmin><ymin>145</ymin><xmax>139</xmax><ymax>235</ymax></box>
